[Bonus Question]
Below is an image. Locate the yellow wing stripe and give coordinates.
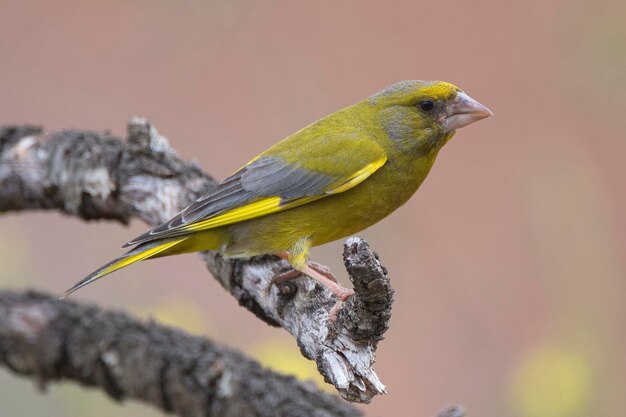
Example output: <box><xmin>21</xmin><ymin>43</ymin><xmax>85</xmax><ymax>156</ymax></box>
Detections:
<box><xmin>61</xmin><ymin>238</ymin><xmax>185</xmax><ymax>299</ymax></box>
<box><xmin>97</xmin><ymin>239</ymin><xmax>183</xmax><ymax>278</ymax></box>
<box><xmin>182</xmin><ymin>154</ymin><xmax>387</xmax><ymax>232</ymax></box>
<box><xmin>327</xmin><ymin>157</ymin><xmax>387</xmax><ymax>195</ymax></box>
<box><xmin>182</xmin><ymin>196</ymin><xmax>284</xmax><ymax>232</ymax></box>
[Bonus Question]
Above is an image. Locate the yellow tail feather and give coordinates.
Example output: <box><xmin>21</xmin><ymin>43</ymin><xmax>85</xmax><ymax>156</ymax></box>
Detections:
<box><xmin>61</xmin><ymin>238</ymin><xmax>187</xmax><ymax>299</ymax></box>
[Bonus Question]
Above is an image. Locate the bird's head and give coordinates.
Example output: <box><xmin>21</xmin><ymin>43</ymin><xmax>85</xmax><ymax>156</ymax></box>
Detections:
<box><xmin>368</xmin><ymin>80</ymin><xmax>492</xmax><ymax>154</ymax></box>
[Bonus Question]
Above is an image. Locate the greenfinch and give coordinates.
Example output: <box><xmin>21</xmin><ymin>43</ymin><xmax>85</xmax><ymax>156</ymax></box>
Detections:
<box><xmin>64</xmin><ymin>80</ymin><xmax>492</xmax><ymax>306</ymax></box>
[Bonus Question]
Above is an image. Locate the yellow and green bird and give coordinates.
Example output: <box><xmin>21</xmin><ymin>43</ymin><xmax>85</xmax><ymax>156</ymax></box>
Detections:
<box><xmin>64</xmin><ymin>80</ymin><xmax>492</xmax><ymax>305</ymax></box>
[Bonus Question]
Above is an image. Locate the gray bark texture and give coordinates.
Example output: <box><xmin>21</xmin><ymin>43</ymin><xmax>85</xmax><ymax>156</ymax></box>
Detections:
<box><xmin>0</xmin><ymin>120</ymin><xmax>394</xmax><ymax>406</ymax></box>
<box><xmin>0</xmin><ymin>290</ymin><xmax>360</xmax><ymax>417</ymax></box>
<box><xmin>0</xmin><ymin>291</ymin><xmax>466</xmax><ymax>417</ymax></box>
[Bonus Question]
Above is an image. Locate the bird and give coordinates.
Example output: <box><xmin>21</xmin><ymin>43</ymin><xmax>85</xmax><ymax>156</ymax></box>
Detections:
<box><xmin>63</xmin><ymin>80</ymin><xmax>492</xmax><ymax>314</ymax></box>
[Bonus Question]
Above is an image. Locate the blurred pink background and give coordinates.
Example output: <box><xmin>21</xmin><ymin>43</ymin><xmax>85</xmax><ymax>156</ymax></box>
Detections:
<box><xmin>1</xmin><ymin>1</ymin><xmax>624</xmax><ymax>416</ymax></box>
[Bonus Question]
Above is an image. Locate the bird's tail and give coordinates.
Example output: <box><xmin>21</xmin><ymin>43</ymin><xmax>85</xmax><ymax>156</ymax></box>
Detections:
<box><xmin>61</xmin><ymin>237</ymin><xmax>188</xmax><ymax>299</ymax></box>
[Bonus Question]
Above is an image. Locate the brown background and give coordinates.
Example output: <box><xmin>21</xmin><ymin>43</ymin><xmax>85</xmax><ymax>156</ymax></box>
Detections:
<box><xmin>1</xmin><ymin>1</ymin><xmax>624</xmax><ymax>416</ymax></box>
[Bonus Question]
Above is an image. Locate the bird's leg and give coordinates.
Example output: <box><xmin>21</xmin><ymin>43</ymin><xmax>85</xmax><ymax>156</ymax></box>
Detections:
<box><xmin>275</xmin><ymin>251</ymin><xmax>354</xmax><ymax>321</ymax></box>
<box><xmin>307</xmin><ymin>261</ymin><xmax>338</xmax><ymax>283</ymax></box>
<box><xmin>272</xmin><ymin>267</ymin><xmax>302</xmax><ymax>285</ymax></box>
<box><xmin>275</xmin><ymin>252</ymin><xmax>351</xmax><ymax>298</ymax></box>
<box><xmin>299</xmin><ymin>263</ymin><xmax>354</xmax><ymax>302</ymax></box>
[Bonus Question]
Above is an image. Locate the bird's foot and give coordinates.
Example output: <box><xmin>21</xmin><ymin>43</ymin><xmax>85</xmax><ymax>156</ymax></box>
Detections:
<box><xmin>307</xmin><ymin>261</ymin><xmax>338</xmax><ymax>283</ymax></box>
<box><xmin>328</xmin><ymin>287</ymin><xmax>354</xmax><ymax>323</ymax></box>
<box><xmin>272</xmin><ymin>265</ymin><xmax>353</xmax><ymax>300</ymax></box>
<box><xmin>272</xmin><ymin>255</ymin><xmax>354</xmax><ymax>322</ymax></box>
<box><xmin>272</xmin><ymin>268</ymin><xmax>302</xmax><ymax>286</ymax></box>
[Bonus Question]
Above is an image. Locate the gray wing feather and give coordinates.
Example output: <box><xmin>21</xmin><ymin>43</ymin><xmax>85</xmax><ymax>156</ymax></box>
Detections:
<box><xmin>124</xmin><ymin>155</ymin><xmax>334</xmax><ymax>247</ymax></box>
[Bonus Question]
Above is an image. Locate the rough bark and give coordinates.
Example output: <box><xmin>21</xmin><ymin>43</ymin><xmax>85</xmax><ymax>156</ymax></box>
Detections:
<box><xmin>0</xmin><ymin>290</ymin><xmax>360</xmax><ymax>417</ymax></box>
<box><xmin>0</xmin><ymin>291</ymin><xmax>467</xmax><ymax>417</ymax></box>
<box><xmin>0</xmin><ymin>120</ymin><xmax>393</xmax><ymax>403</ymax></box>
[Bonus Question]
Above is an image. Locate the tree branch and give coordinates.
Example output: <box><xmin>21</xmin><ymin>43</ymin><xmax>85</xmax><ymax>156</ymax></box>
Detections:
<box><xmin>0</xmin><ymin>120</ymin><xmax>393</xmax><ymax>402</ymax></box>
<box><xmin>0</xmin><ymin>290</ymin><xmax>361</xmax><ymax>417</ymax></box>
<box><xmin>0</xmin><ymin>292</ymin><xmax>466</xmax><ymax>417</ymax></box>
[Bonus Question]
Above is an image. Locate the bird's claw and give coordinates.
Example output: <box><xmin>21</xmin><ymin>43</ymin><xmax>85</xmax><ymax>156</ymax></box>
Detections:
<box><xmin>270</xmin><ymin>260</ymin><xmax>354</xmax><ymax>323</ymax></box>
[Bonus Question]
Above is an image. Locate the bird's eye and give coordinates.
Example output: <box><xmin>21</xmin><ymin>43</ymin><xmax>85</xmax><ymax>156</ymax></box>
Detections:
<box><xmin>419</xmin><ymin>100</ymin><xmax>435</xmax><ymax>112</ymax></box>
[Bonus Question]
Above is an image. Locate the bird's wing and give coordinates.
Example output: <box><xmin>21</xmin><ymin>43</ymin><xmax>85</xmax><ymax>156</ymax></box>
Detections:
<box><xmin>124</xmin><ymin>134</ymin><xmax>387</xmax><ymax>247</ymax></box>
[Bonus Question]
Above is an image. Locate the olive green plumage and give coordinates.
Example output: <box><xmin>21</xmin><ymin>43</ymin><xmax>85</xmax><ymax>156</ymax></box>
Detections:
<box><xmin>64</xmin><ymin>80</ymin><xmax>492</xmax><ymax>296</ymax></box>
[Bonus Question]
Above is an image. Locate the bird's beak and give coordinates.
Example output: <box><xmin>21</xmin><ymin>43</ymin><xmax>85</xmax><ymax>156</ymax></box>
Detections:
<box><xmin>443</xmin><ymin>92</ymin><xmax>493</xmax><ymax>133</ymax></box>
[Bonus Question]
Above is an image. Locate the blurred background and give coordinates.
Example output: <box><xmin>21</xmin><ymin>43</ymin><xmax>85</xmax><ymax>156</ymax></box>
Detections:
<box><xmin>1</xmin><ymin>1</ymin><xmax>624</xmax><ymax>416</ymax></box>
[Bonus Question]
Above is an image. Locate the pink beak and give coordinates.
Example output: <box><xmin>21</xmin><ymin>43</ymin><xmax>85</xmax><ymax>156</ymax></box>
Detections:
<box><xmin>443</xmin><ymin>92</ymin><xmax>493</xmax><ymax>133</ymax></box>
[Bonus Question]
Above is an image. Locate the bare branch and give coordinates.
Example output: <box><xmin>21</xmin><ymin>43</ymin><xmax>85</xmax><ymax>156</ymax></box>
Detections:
<box><xmin>0</xmin><ymin>290</ymin><xmax>361</xmax><ymax>417</ymax></box>
<box><xmin>0</xmin><ymin>120</ymin><xmax>393</xmax><ymax>402</ymax></box>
